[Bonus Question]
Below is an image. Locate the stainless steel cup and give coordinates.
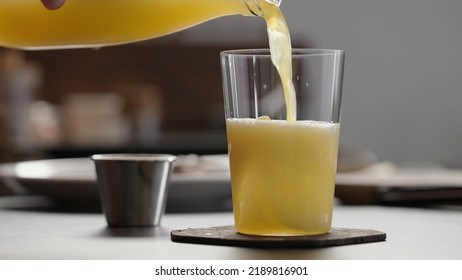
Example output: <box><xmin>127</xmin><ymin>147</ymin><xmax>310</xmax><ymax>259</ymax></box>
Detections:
<box><xmin>90</xmin><ymin>154</ymin><xmax>177</xmax><ymax>227</ymax></box>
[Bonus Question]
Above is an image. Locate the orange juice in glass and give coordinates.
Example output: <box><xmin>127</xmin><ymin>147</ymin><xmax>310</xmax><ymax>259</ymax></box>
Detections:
<box><xmin>221</xmin><ymin>49</ymin><xmax>345</xmax><ymax>236</ymax></box>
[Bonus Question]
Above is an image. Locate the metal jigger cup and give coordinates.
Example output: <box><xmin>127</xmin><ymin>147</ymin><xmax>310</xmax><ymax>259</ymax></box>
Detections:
<box><xmin>90</xmin><ymin>154</ymin><xmax>177</xmax><ymax>227</ymax></box>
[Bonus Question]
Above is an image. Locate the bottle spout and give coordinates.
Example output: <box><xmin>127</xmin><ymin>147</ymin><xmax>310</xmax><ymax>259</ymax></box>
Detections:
<box><xmin>243</xmin><ymin>0</ymin><xmax>282</xmax><ymax>17</ymax></box>
<box><xmin>265</xmin><ymin>0</ymin><xmax>282</xmax><ymax>6</ymax></box>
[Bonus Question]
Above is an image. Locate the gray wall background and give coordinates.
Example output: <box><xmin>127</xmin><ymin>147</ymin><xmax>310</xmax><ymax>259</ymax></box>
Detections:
<box><xmin>283</xmin><ymin>0</ymin><xmax>462</xmax><ymax>166</ymax></box>
<box><xmin>181</xmin><ymin>0</ymin><xmax>462</xmax><ymax>166</ymax></box>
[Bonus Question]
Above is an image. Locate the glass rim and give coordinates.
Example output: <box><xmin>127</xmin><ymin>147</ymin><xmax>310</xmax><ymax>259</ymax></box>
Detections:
<box><xmin>90</xmin><ymin>154</ymin><xmax>177</xmax><ymax>162</ymax></box>
<box><xmin>220</xmin><ymin>48</ymin><xmax>345</xmax><ymax>57</ymax></box>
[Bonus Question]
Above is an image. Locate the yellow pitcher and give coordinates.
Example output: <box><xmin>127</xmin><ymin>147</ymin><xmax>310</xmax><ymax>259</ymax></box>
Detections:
<box><xmin>0</xmin><ymin>0</ymin><xmax>281</xmax><ymax>50</ymax></box>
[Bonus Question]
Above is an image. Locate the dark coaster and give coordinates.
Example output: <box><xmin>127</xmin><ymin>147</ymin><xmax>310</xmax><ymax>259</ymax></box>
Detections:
<box><xmin>171</xmin><ymin>225</ymin><xmax>386</xmax><ymax>248</ymax></box>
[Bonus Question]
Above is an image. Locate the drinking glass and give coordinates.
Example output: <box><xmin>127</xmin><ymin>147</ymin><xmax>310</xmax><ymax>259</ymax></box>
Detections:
<box><xmin>221</xmin><ymin>49</ymin><xmax>345</xmax><ymax>236</ymax></box>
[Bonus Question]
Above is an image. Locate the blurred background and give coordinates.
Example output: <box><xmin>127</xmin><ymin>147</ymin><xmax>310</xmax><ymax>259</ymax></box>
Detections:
<box><xmin>1</xmin><ymin>0</ymin><xmax>461</xmax><ymax>167</ymax></box>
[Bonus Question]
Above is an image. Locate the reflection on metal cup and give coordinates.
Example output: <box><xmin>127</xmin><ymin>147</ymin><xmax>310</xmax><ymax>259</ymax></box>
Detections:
<box><xmin>90</xmin><ymin>154</ymin><xmax>177</xmax><ymax>227</ymax></box>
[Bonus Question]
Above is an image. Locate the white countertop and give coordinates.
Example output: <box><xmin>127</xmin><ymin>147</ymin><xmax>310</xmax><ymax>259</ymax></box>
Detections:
<box><xmin>1</xmin><ymin>196</ymin><xmax>461</xmax><ymax>260</ymax></box>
